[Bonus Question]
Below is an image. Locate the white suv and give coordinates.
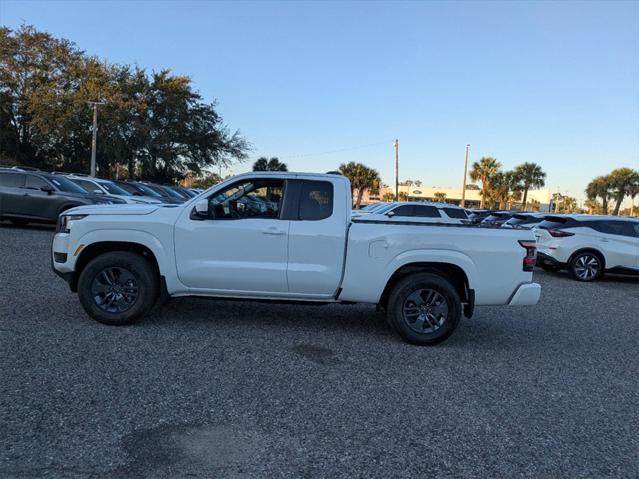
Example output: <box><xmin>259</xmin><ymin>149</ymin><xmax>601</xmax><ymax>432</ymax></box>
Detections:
<box><xmin>533</xmin><ymin>215</ymin><xmax>639</xmax><ymax>281</ymax></box>
<box><xmin>354</xmin><ymin>202</ymin><xmax>469</xmax><ymax>224</ymax></box>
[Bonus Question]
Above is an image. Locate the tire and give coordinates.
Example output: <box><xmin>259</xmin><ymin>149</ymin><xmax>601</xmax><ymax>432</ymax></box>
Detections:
<box><xmin>386</xmin><ymin>273</ymin><xmax>462</xmax><ymax>346</ymax></box>
<box><xmin>569</xmin><ymin>251</ymin><xmax>603</xmax><ymax>282</ymax></box>
<box><xmin>540</xmin><ymin>264</ymin><xmax>560</xmax><ymax>273</ymax></box>
<box><xmin>78</xmin><ymin>251</ymin><xmax>158</xmax><ymax>325</ymax></box>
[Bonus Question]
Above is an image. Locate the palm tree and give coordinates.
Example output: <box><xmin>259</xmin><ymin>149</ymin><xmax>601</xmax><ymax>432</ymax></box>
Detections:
<box><xmin>398</xmin><ymin>191</ymin><xmax>409</xmax><ymax>202</ymax></box>
<box><xmin>382</xmin><ymin>192</ymin><xmax>395</xmax><ymax>202</ymax></box>
<box><xmin>607</xmin><ymin>168</ymin><xmax>639</xmax><ymax>215</ymax></box>
<box><xmin>433</xmin><ymin>192</ymin><xmax>447</xmax><ymax>202</ymax></box>
<box><xmin>469</xmin><ymin>157</ymin><xmax>502</xmax><ymax>208</ymax></box>
<box><xmin>584</xmin><ymin>198</ymin><xmax>603</xmax><ymax>215</ymax></box>
<box><xmin>513</xmin><ymin>162</ymin><xmax>546</xmax><ymax>210</ymax></box>
<box><xmin>527</xmin><ymin>198</ymin><xmax>541</xmax><ymax>211</ymax></box>
<box><xmin>252</xmin><ymin>157</ymin><xmax>288</xmax><ymax>172</ymax></box>
<box><xmin>338</xmin><ymin>162</ymin><xmax>382</xmax><ymax>208</ymax></box>
<box><xmin>585</xmin><ymin>176</ymin><xmax>612</xmax><ymax>214</ymax></box>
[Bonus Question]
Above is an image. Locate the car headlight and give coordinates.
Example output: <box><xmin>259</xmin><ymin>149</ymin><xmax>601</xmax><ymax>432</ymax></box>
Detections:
<box><xmin>57</xmin><ymin>214</ymin><xmax>87</xmax><ymax>233</ymax></box>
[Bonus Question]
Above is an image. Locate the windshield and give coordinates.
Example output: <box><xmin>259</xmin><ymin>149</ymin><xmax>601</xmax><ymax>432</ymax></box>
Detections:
<box><xmin>98</xmin><ymin>181</ymin><xmax>131</xmax><ymax>196</ymax></box>
<box><xmin>47</xmin><ymin>175</ymin><xmax>88</xmax><ymax>194</ymax></box>
<box><xmin>134</xmin><ymin>183</ymin><xmax>163</xmax><ymax>197</ymax></box>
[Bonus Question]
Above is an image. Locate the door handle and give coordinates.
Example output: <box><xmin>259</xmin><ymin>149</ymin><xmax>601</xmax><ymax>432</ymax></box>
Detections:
<box><xmin>263</xmin><ymin>227</ymin><xmax>285</xmax><ymax>236</ymax></box>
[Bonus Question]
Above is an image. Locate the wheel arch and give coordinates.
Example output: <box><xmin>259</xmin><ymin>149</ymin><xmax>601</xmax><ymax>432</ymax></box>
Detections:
<box><xmin>379</xmin><ymin>262</ymin><xmax>472</xmax><ymax>311</ymax></box>
<box><xmin>568</xmin><ymin>247</ymin><xmax>606</xmax><ymax>269</ymax></box>
<box><xmin>71</xmin><ymin>241</ymin><xmax>161</xmax><ymax>292</ymax></box>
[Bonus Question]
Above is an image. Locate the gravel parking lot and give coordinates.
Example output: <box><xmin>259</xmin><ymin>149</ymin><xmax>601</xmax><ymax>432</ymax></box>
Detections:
<box><xmin>1</xmin><ymin>223</ymin><xmax>637</xmax><ymax>479</ymax></box>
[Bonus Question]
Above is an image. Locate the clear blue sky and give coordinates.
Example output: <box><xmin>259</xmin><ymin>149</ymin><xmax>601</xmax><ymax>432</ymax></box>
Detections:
<box><xmin>2</xmin><ymin>0</ymin><xmax>638</xmax><ymax>199</ymax></box>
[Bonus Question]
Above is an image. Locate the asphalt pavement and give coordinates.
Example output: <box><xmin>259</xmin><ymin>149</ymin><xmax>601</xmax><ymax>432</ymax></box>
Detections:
<box><xmin>0</xmin><ymin>223</ymin><xmax>637</xmax><ymax>478</ymax></box>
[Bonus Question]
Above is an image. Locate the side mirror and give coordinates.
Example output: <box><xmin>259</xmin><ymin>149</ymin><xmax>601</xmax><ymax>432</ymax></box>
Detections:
<box><xmin>40</xmin><ymin>185</ymin><xmax>54</xmax><ymax>194</ymax></box>
<box><xmin>386</xmin><ymin>211</ymin><xmax>395</xmax><ymax>217</ymax></box>
<box><xmin>93</xmin><ymin>189</ymin><xmax>105</xmax><ymax>195</ymax></box>
<box><xmin>194</xmin><ymin>199</ymin><xmax>209</xmax><ymax>217</ymax></box>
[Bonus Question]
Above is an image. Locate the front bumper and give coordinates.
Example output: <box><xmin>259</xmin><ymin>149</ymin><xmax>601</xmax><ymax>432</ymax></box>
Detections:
<box><xmin>51</xmin><ymin>233</ymin><xmax>76</xmax><ymax>291</ymax></box>
<box><xmin>508</xmin><ymin>282</ymin><xmax>541</xmax><ymax>306</ymax></box>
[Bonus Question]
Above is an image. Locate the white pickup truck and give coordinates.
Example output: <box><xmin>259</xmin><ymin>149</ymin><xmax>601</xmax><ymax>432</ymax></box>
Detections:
<box><xmin>52</xmin><ymin>172</ymin><xmax>541</xmax><ymax>345</ymax></box>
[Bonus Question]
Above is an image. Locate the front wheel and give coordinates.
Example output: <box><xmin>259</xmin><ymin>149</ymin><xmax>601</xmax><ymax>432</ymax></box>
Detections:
<box><xmin>386</xmin><ymin>273</ymin><xmax>462</xmax><ymax>346</ymax></box>
<box><xmin>78</xmin><ymin>251</ymin><xmax>158</xmax><ymax>325</ymax></box>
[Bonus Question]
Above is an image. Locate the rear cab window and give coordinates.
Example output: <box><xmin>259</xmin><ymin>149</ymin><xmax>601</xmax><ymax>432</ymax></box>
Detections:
<box><xmin>298</xmin><ymin>181</ymin><xmax>333</xmax><ymax>220</ymax></box>
<box><xmin>537</xmin><ymin>216</ymin><xmax>576</xmax><ymax>230</ymax></box>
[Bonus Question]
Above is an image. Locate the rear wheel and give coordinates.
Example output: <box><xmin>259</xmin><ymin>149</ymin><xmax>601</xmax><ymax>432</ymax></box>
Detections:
<box><xmin>386</xmin><ymin>273</ymin><xmax>462</xmax><ymax>346</ymax></box>
<box><xmin>569</xmin><ymin>252</ymin><xmax>602</xmax><ymax>282</ymax></box>
<box><xmin>78</xmin><ymin>251</ymin><xmax>158</xmax><ymax>325</ymax></box>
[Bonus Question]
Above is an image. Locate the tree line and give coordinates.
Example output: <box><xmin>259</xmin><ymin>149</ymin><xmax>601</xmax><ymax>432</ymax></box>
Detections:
<box><xmin>585</xmin><ymin>168</ymin><xmax>639</xmax><ymax>216</ymax></box>
<box><xmin>0</xmin><ymin>25</ymin><xmax>249</xmax><ymax>183</ymax></box>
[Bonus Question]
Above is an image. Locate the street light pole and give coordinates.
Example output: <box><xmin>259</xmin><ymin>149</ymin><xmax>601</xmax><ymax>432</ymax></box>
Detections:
<box><xmin>88</xmin><ymin>101</ymin><xmax>105</xmax><ymax>177</ymax></box>
<box><xmin>394</xmin><ymin>139</ymin><xmax>399</xmax><ymax>201</ymax></box>
<box><xmin>461</xmin><ymin>144</ymin><xmax>470</xmax><ymax>207</ymax></box>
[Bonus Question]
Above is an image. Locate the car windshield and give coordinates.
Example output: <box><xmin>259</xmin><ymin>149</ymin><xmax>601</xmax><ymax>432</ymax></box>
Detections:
<box><xmin>134</xmin><ymin>183</ymin><xmax>163</xmax><ymax>197</ymax></box>
<box><xmin>98</xmin><ymin>181</ymin><xmax>131</xmax><ymax>196</ymax></box>
<box><xmin>47</xmin><ymin>175</ymin><xmax>88</xmax><ymax>194</ymax></box>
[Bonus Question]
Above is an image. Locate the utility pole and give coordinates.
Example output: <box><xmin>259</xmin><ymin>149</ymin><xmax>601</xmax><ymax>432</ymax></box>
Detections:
<box><xmin>394</xmin><ymin>139</ymin><xmax>399</xmax><ymax>201</ymax></box>
<box><xmin>88</xmin><ymin>101</ymin><xmax>105</xmax><ymax>177</ymax></box>
<box><xmin>461</xmin><ymin>144</ymin><xmax>470</xmax><ymax>207</ymax></box>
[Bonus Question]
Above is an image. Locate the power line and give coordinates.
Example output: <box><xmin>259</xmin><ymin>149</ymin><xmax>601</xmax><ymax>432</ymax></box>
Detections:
<box><xmin>281</xmin><ymin>140</ymin><xmax>393</xmax><ymax>160</ymax></box>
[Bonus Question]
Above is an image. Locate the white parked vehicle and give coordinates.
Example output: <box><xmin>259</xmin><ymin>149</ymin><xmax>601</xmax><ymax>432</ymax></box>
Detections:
<box><xmin>534</xmin><ymin>215</ymin><xmax>639</xmax><ymax>281</ymax></box>
<box><xmin>51</xmin><ymin>172</ymin><xmax>541</xmax><ymax>345</ymax></box>
<box><xmin>355</xmin><ymin>201</ymin><xmax>469</xmax><ymax>224</ymax></box>
<box><xmin>66</xmin><ymin>176</ymin><xmax>162</xmax><ymax>205</ymax></box>
<box><xmin>503</xmin><ymin>212</ymin><xmax>547</xmax><ymax>230</ymax></box>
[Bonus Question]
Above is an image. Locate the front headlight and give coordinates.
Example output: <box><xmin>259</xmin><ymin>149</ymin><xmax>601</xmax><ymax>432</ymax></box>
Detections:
<box><xmin>57</xmin><ymin>214</ymin><xmax>87</xmax><ymax>233</ymax></box>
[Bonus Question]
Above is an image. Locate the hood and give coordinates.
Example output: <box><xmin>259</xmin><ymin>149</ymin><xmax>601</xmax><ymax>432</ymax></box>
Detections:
<box><xmin>63</xmin><ymin>204</ymin><xmax>174</xmax><ymax>216</ymax></box>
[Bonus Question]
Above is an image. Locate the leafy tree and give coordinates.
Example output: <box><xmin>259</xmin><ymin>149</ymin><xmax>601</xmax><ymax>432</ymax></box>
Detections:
<box><xmin>469</xmin><ymin>157</ymin><xmax>501</xmax><ymax>208</ymax></box>
<box><xmin>0</xmin><ymin>25</ymin><xmax>248</xmax><ymax>182</ymax></box>
<box><xmin>585</xmin><ymin>175</ymin><xmax>613</xmax><ymax>214</ymax></box>
<box><xmin>465</xmin><ymin>184</ymin><xmax>480</xmax><ymax>190</ymax></box>
<box><xmin>607</xmin><ymin>168</ymin><xmax>639</xmax><ymax>215</ymax></box>
<box><xmin>488</xmin><ymin>171</ymin><xmax>520</xmax><ymax>210</ymax></box>
<box><xmin>398</xmin><ymin>191</ymin><xmax>409</xmax><ymax>202</ymax></box>
<box><xmin>338</xmin><ymin>162</ymin><xmax>381</xmax><ymax>208</ymax></box>
<box><xmin>252</xmin><ymin>157</ymin><xmax>287</xmax><ymax>171</ymax></box>
<box><xmin>584</xmin><ymin>198</ymin><xmax>603</xmax><ymax>215</ymax></box>
<box><xmin>191</xmin><ymin>172</ymin><xmax>222</xmax><ymax>189</ymax></box>
<box><xmin>433</xmin><ymin>191</ymin><xmax>447</xmax><ymax>202</ymax></box>
<box><xmin>513</xmin><ymin>162</ymin><xmax>546</xmax><ymax>210</ymax></box>
<box><xmin>382</xmin><ymin>192</ymin><xmax>395</xmax><ymax>202</ymax></box>
<box><xmin>527</xmin><ymin>198</ymin><xmax>541</xmax><ymax>211</ymax></box>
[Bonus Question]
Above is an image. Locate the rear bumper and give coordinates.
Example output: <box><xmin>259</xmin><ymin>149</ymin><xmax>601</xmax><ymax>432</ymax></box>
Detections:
<box><xmin>537</xmin><ymin>251</ymin><xmax>566</xmax><ymax>269</ymax></box>
<box><xmin>508</xmin><ymin>282</ymin><xmax>541</xmax><ymax>306</ymax></box>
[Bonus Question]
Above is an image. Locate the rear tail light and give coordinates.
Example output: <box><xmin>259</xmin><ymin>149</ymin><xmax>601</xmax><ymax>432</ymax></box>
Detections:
<box><xmin>518</xmin><ymin>240</ymin><xmax>537</xmax><ymax>272</ymax></box>
<box><xmin>548</xmin><ymin>228</ymin><xmax>574</xmax><ymax>238</ymax></box>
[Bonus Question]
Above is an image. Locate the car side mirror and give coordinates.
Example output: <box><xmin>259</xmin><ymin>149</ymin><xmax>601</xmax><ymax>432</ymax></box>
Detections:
<box><xmin>40</xmin><ymin>185</ymin><xmax>54</xmax><ymax>194</ymax></box>
<box><xmin>194</xmin><ymin>199</ymin><xmax>209</xmax><ymax>217</ymax></box>
<box><xmin>386</xmin><ymin>211</ymin><xmax>395</xmax><ymax>217</ymax></box>
<box><xmin>93</xmin><ymin>189</ymin><xmax>104</xmax><ymax>195</ymax></box>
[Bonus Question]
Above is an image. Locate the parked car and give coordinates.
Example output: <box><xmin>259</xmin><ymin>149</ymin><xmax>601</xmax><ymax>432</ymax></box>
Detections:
<box><xmin>503</xmin><ymin>212</ymin><xmax>547</xmax><ymax>229</ymax></box>
<box><xmin>67</xmin><ymin>176</ymin><xmax>163</xmax><ymax>204</ymax></box>
<box><xmin>137</xmin><ymin>182</ymin><xmax>187</xmax><ymax>203</ymax></box>
<box><xmin>358</xmin><ymin>201</ymin><xmax>469</xmax><ymax>224</ymax></box>
<box><xmin>467</xmin><ymin>209</ymin><xmax>494</xmax><ymax>224</ymax></box>
<box><xmin>112</xmin><ymin>181</ymin><xmax>182</xmax><ymax>204</ymax></box>
<box><xmin>51</xmin><ymin>171</ymin><xmax>540</xmax><ymax>346</ymax></box>
<box><xmin>481</xmin><ymin>211</ymin><xmax>515</xmax><ymax>226</ymax></box>
<box><xmin>0</xmin><ymin>170</ymin><xmax>123</xmax><ymax>226</ymax></box>
<box><xmin>534</xmin><ymin>215</ymin><xmax>639</xmax><ymax>281</ymax></box>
